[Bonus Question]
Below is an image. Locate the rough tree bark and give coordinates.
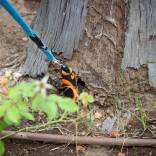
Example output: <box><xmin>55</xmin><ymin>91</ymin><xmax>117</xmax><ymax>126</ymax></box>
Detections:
<box><xmin>122</xmin><ymin>0</ymin><xmax>156</xmax><ymax>87</ymax></box>
<box><xmin>21</xmin><ymin>0</ymin><xmax>126</xmax><ymax>107</ymax></box>
<box><xmin>68</xmin><ymin>0</ymin><xmax>125</xmax><ymax>89</ymax></box>
<box><xmin>20</xmin><ymin>0</ymin><xmax>88</xmax><ymax>76</ymax></box>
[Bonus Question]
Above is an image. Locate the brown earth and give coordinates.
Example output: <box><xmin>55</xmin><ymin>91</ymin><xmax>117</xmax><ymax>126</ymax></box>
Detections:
<box><xmin>0</xmin><ymin>0</ymin><xmax>36</xmax><ymax>70</ymax></box>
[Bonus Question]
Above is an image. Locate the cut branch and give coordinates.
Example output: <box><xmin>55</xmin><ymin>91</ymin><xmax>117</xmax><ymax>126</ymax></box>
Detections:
<box><xmin>1</xmin><ymin>131</ymin><xmax>156</xmax><ymax>147</ymax></box>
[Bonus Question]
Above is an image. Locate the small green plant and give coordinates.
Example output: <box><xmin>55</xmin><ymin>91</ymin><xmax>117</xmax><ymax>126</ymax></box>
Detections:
<box><xmin>0</xmin><ymin>74</ymin><xmax>94</xmax><ymax>155</ymax></box>
<box><xmin>78</xmin><ymin>92</ymin><xmax>94</xmax><ymax>108</ymax></box>
<box><xmin>135</xmin><ymin>96</ymin><xmax>147</xmax><ymax>131</ymax></box>
<box><xmin>0</xmin><ymin>76</ymin><xmax>80</xmax><ymax>155</ymax></box>
<box><xmin>78</xmin><ymin>92</ymin><xmax>94</xmax><ymax>131</ymax></box>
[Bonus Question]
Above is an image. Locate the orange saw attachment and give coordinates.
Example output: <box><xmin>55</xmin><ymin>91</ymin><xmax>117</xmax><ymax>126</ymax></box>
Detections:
<box><xmin>60</xmin><ymin>65</ymin><xmax>79</xmax><ymax>101</ymax></box>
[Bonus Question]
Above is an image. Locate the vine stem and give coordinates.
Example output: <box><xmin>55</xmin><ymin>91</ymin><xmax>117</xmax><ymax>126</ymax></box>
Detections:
<box><xmin>0</xmin><ymin>110</ymin><xmax>93</xmax><ymax>140</ymax></box>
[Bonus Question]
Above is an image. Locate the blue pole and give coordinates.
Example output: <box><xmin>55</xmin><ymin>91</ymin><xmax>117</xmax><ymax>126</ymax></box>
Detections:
<box><xmin>0</xmin><ymin>0</ymin><xmax>59</xmax><ymax>63</ymax></box>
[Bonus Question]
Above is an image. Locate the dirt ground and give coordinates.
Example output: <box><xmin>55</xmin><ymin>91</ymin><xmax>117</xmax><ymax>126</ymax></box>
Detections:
<box><xmin>4</xmin><ymin>140</ymin><xmax>156</xmax><ymax>156</ymax></box>
<box><xmin>5</xmin><ymin>140</ymin><xmax>77</xmax><ymax>156</ymax></box>
<box><xmin>0</xmin><ymin>0</ymin><xmax>35</xmax><ymax>70</ymax></box>
<box><xmin>1</xmin><ymin>0</ymin><xmax>156</xmax><ymax>156</ymax></box>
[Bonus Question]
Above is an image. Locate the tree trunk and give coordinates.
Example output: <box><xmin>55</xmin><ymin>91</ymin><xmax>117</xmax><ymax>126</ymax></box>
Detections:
<box><xmin>67</xmin><ymin>0</ymin><xmax>125</xmax><ymax>91</ymax></box>
<box><xmin>20</xmin><ymin>0</ymin><xmax>88</xmax><ymax>77</ymax></box>
<box><xmin>122</xmin><ymin>0</ymin><xmax>156</xmax><ymax>87</ymax></box>
<box><xmin>21</xmin><ymin>0</ymin><xmax>126</xmax><ymax>106</ymax></box>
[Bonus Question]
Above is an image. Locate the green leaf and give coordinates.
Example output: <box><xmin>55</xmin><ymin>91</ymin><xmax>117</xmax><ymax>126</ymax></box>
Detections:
<box><xmin>0</xmin><ymin>101</ymin><xmax>11</xmax><ymax>118</ymax></box>
<box><xmin>58</xmin><ymin>98</ymin><xmax>79</xmax><ymax>112</ymax></box>
<box><xmin>17</xmin><ymin>101</ymin><xmax>28</xmax><ymax>112</ymax></box>
<box><xmin>9</xmin><ymin>82</ymin><xmax>36</xmax><ymax>98</ymax></box>
<box><xmin>19</xmin><ymin>82</ymin><xmax>36</xmax><ymax>97</ymax></box>
<box><xmin>82</xmin><ymin>98</ymin><xmax>88</xmax><ymax>108</ymax></box>
<box><xmin>48</xmin><ymin>94</ymin><xmax>63</xmax><ymax>103</ymax></box>
<box><xmin>3</xmin><ymin>115</ymin><xmax>13</xmax><ymax>125</ymax></box>
<box><xmin>49</xmin><ymin>102</ymin><xmax>58</xmax><ymax>120</ymax></box>
<box><xmin>79</xmin><ymin>92</ymin><xmax>88</xmax><ymax>99</ymax></box>
<box><xmin>32</xmin><ymin>94</ymin><xmax>45</xmax><ymax>110</ymax></box>
<box><xmin>8</xmin><ymin>87</ymin><xmax>21</xmax><ymax>99</ymax></box>
<box><xmin>0</xmin><ymin>121</ymin><xmax>7</xmax><ymax>131</ymax></box>
<box><xmin>6</xmin><ymin>106</ymin><xmax>20</xmax><ymax>124</ymax></box>
<box><xmin>79</xmin><ymin>92</ymin><xmax>94</xmax><ymax>107</ymax></box>
<box><xmin>20</xmin><ymin>112</ymin><xmax>34</xmax><ymax>121</ymax></box>
<box><xmin>32</xmin><ymin>94</ymin><xmax>59</xmax><ymax>120</ymax></box>
<box><xmin>42</xmin><ymin>101</ymin><xmax>58</xmax><ymax>120</ymax></box>
<box><xmin>87</xmin><ymin>95</ymin><xmax>94</xmax><ymax>103</ymax></box>
<box><xmin>0</xmin><ymin>140</ymin><xmax>5</xmax><ymax>156</ymax></box>
<box><xmin>79</xmin><ymin>93</ymin><xmax>88</xmax><ymax>107</ymax></box>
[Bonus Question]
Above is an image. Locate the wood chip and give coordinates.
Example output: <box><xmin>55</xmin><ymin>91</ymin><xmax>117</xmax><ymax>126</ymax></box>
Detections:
<box><xmin>110</xmin><ymin>130</ymin><xmax>120</xmax><ymax>138</ymax></box>
<box><xmin>94</xmin><ymin>112</ymin><xmax>103</xmax><ymax>119</ymax></box>
<box><xmin>116</xmin><ymin>152</ymin><xmax>125</xmax><ymax>156</ymax></box>
<box><xmin>22</xmin><ymin>37</ymin><xmax>28</xmax><ymax>41</ymax></box>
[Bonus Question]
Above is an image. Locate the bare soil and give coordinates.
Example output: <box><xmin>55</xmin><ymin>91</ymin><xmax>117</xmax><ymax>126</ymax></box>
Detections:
<box><xmin>5</xmin><ymin>140</ymin><xmax>76</xmax><ymax>156</ymax></box>
<box><xmin>0</xmin><ymin>0</ymin><xmax>35</xmax><ymax>70</ymax></box>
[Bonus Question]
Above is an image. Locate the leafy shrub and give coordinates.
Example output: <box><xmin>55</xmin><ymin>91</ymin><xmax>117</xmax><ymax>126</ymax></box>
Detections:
<box><xmin>0</xmin><ymin>74</ymin><xmax>94</xmax><ymax>155</ymax></box>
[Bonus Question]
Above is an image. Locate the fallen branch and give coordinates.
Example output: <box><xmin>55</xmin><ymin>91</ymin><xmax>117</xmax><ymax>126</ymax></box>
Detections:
<box><xmin>1</xmin><ymin>131</ymin><xmax>156</xmax><ymax>147</ymax></box>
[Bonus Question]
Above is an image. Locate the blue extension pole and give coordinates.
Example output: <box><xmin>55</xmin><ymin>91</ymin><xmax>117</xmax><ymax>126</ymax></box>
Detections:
<box><xmin>0</xmin><ymin>0</ymin><xmax>59</xmax><ymax>63</ymax></box>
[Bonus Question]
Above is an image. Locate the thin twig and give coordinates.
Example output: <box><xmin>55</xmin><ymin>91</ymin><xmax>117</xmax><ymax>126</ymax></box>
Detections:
<box><xmin>0</xmin><ymin>110</ymin><xmax>93</xmax><ymax>140</ymax></box>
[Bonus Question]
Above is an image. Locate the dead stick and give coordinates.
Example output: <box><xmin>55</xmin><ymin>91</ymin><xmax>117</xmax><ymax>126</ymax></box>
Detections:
<box><xmin>1</xmin><ymin>131</ymin><xmax>156</xmax><ymax>147</ymax></box>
